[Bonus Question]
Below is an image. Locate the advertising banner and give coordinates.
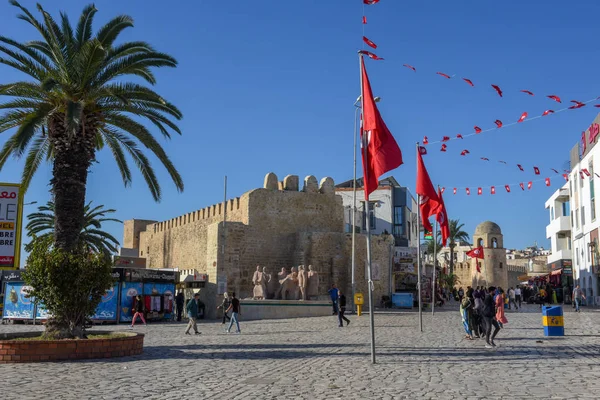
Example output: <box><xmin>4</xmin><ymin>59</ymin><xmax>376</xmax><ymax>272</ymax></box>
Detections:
<box><xmin>119</xmin><ymin>282</ymin><xmax>143</xmax><ymax>322</ymax></box>
<box><xmin>91</xmin><ymin>284</ymin><xmax>119</xmax><ymax>321</ymax></box>
<box><xmin>35</xmin><ymin>302</ymin><xmax>51</xmax><ymax>320</ymax></box>
<box><xmin>2</xmin><ymin>282</ymin><xmax>34</xmax><ymax>319</ymax></box>
<box><xmin>0</xmin><ymin>183</ymin><xmax>23</xmax><ymax>270</ymax></box>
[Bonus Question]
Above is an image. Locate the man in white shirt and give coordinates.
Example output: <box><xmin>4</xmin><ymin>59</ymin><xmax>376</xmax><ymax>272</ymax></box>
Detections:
<box><xmin>514</xmin><ymin>286</ymin><xmax>522</xmax><ymax>308</ymax></box>
<box><xmin>508</xmin><ymin>287</ymin><xmax>518</xmax><ymax>310</ymax></box>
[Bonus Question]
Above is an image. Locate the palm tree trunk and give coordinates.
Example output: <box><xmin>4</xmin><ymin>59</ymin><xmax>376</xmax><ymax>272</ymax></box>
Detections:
<box><xmin>48</xmin><ymin>117</ymin><xmax>96</xmax><ymax>251</ymax></box>
<box><xmin>449</xmin><ymin>246</ymin><xmax>454</xmax><ymax>275</ymax></box>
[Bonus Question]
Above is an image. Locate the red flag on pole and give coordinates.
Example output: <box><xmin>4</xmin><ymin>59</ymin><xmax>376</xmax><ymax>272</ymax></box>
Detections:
<box><xmin>491</xmin><ymin>186</ymin><xmax>496</xmax><ymax>194</ymax></box>
<box><xmin>466</xmin><ymin>188</ymin><xmax>471</xmax><ymax>195</ymax></box>
<box><xmin>466</xmin><ymin>246</ymin><xmax>484</xmax><ymax>259</ymax></box>
<box><xmin>416</xmin><ymin>150</ymin><xmax>442</xmax><ymax>232</ymax></box>
<box><xmin>360</xmin><ymin>57</ymin><xmax>403</xmax><ymax>201</ymax></box>
<box><xmin>477</xmin><ymin>187</ymin><xmax>482</xmax><ymax>195</ymax></box>
<box><xmin>436</xmin><ymin>188</ymin><xmax>450</xmax><ymax>247</ymax></box>
<box><xmin>545</xmin><ymin>178</ymin><xmax>551</xmax><ymax>186</ymax></box>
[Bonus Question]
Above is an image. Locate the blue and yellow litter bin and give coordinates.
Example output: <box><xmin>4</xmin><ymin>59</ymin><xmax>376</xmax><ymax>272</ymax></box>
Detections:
<box><xmin>542</xmin><ymin>306</ymin><xmax>564</xmax><ymax>336</ymax></box>
<box><xmin>354</xmin><ymin>293</ymin><xmax>364</xmax><ymax>316</ymax></box>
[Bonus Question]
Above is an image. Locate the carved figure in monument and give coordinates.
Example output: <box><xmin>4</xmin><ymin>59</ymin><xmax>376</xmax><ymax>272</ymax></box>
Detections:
<box><xmin>298</xmin><ymin>265</ymin><xmax>307</xmax><ymax>300</ymax></box>
<box><xmin>275</xmin><ymin>267</ymin><xmax>288</xmax><ymax>299</ymax></box>
<box><xmin>307</xmin><ymin>265</ymin><xmax>320</xmax><ymax>299</ymax></box>
<box><xmin>262</xmin><ymin>266</ymin><xmax>274</xmax><ymax>299</ymax></box>
<box><xmin>276</xmin><ymin>267</ymin><xmax>300</xmax><ymax>300</ymax></box>
<box><xmin>252</xmin><ymin>265</ymin><xmax>266</xmax><ymax>300</ymax></box>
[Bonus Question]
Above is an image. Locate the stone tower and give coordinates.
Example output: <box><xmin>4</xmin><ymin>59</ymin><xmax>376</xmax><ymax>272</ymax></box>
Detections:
<box><xmin>471</xmin><ymin>221</ymin><xmax>508</xmax><ymax>289</ymax></box>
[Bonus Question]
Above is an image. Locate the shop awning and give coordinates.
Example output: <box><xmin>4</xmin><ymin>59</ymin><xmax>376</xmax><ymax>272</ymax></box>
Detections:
<box><xmin>551</xmin><ymin>269</ymin><xmax>562</xmax><ymax>276</ymax></box>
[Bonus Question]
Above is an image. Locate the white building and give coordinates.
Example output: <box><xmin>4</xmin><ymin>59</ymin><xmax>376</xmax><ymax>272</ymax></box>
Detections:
<box><xmin>545</xmin><ymin>184</ymin><xmax>572</xmax><ymax>272</ymax></box>
<box><xmin>548</xmin><ymin>112</ymin><xmax>600</xmax><ymax>305</ymax></box>
<box><xmin>335</xmin><ymin>176</ymin><xmax>418</xmax><ymax>250</ymax></box>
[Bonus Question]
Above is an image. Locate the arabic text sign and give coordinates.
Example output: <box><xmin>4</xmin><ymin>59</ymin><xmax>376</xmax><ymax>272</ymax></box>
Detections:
<box><xmin>0</xmin><ymin>184</ymin><xmax>22</xmax><ymax>269</ymax></box>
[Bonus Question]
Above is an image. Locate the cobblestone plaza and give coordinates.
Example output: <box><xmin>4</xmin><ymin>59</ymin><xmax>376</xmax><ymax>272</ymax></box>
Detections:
<box><xmin>1</xmin><ymin>304</ymin><xmax>599</xmax><ymax>400</ymax></box>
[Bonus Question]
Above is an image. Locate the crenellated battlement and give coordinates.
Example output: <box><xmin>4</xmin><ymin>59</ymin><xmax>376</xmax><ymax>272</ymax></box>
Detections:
<box><xmin>151</xmin><ymin>196</ymin><xmax>243</xmax><ymax>233</ymax></box>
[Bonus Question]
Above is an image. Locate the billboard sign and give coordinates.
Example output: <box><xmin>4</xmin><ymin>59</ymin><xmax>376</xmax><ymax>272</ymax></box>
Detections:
<box><xmin>0</xmin><ymin>183</ymin><xmax>23</xmax><ymax>270</ymax></box>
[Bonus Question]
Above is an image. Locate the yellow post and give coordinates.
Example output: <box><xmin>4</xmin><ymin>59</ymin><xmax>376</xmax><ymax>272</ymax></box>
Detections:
<box><xmin>354</xmin><ymin>293</ymin><xmax>364</xmax><ymax>317</ymax></box>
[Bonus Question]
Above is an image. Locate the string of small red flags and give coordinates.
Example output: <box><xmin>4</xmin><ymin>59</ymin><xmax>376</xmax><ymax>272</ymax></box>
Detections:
<box><xmin>424</xmin><ymin>97</ymin><xmax>599</xmax><ymax>146</ymax></box>
<box><xmin>400</xmin><ymin>58</ymin><xmax>600</xmax><ymax>109</ymax></box>
<box><xmin>440</xmin><ymin>176</ymin><xmax>558</xmax><ymax>197</ymax></box>
<box><xmin>359</xmin><ymin>0</ymin><xmax>385</xmax><ymax>61</ymax></box>
<box><xmin>419</xmin><ymin>144</ymin><xmax>569</xmax><ymax>177</ymax></box>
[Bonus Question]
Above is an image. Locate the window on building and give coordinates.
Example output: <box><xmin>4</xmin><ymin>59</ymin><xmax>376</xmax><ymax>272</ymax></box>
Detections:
<box><xmin>576</xmin><ymin>248</ymin><xmax>579</xmax><ymax>266</ymax></box>
<box><xmin>362</xmin><ymin>201</ymin><xmax>375</xmax><ymax>230</ymax></box>
<box><xmin>477</xmin><ymin>238</ymin><xmax>483</xmax><ymax>247</ymax></box>
<box><xmin>393</xmin><ymin>206</ymin><xmax>404</xmax><ymax>238</ymax></box>
<box><xmin>563</xmin><ymin>201</ymin><xmax>570</xmax><ymax>218</ymax></box>
<box><xmin>568</xmin><ymin>239</ymin><xmax>572</xmax><ymax>250</ymax></box>
<box><xmin>407</xmin><ymin>222</ymin><xmax>411</xmax><ymax>241</ymax></box>
<box><xmin>576</xmin><ymin>209</ymin><xmax>580</xmax><ymax>229</ymax></box>
<box><xmin>582</xmin><ymin>206</ymin><xmax>586</xmax><ymax>226</ymax></box>
<box><xmin>499</xmin><ymin>262</ymin><xmax>503</xmax><ymax>269</ymax></box>
<box><xmin>570</xmin><ymin>180</ymin><xmax>573</xmax><ymax>197</ymax></box>
<box><xmin>491</xmin><ymin>238</ymin><xmax>498</xmax><ymax>248</ymax></box>
<box><xmin>550</xmin><ymin>207</ymin><xmax>554</xmax><ymax>221</ymax></box>
<box><xmin>588</xmin><ymin>243</ymin><xmax>591</xmax><ymax>262</ymax></box>
<box><xmin>591</xmin><ymin>162</ymin><xmax>596</xmax><ymax>221</ymax></box>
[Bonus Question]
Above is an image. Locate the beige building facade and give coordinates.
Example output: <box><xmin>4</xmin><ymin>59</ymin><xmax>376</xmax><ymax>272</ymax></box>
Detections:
<box><xmin>122</xmin><ymin>173</ymin><xmax>394</xmax><ymax>318</ymax></box>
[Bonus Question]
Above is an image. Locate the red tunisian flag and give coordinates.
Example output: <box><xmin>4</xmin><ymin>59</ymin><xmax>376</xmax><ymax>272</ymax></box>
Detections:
<box><xmin>416</xmin><ymin>149</ymin><xmax>442</xmax><ymax>232</ymax></box>
<box><xmin>436</xmin><ymin>188</ymin><xmax>450</xmax><ymax>246</ymax></box>
<box><xmin>466</xmin><ymin>246</ymin><xmax>484</xmax><ymax>272</ymax></box>
<box><xmin>360</xmin><ymin>57</ymin><xmax>403</xmax><ymax>200</ymax></box>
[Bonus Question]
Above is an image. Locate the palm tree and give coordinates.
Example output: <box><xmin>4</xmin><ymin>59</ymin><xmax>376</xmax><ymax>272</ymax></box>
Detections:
<box><xmin>439</xmin><ymin>272</ymin><xmax>461</xmax><ymax>290</ymax></box>
<box><xmin>425</xmin><ymin>238</ymin><xmax>442</xmax><ymax>265</ymax></box>
<box><xmin>0</xmin><ymin>2</ymin><xmax>183</xmax><ymax>251</ymax></box>
<box><xmin>447</xmin><ymin>219</ymin><xmax>470</xmax><ymax>275</ymax></box>
<box><xmin>26</xmin><ymin>201</ymin><xmax>122</xmax><ymax>254</ymax></box>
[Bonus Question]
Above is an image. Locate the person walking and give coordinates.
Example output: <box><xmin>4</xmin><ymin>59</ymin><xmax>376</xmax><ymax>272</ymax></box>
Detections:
<box><xmin>460</xmin><ymin>296</ymin><xmax>474</xmax><ymax>340</ymax></box>
<box><xmin>217</xmin><ymin>292</ymin><xmax>231</xmax><ymax>324</ymax></box>
<box><xmin>483</xmin><ymin>286</ymin><xmax>500</xmax><ymax>348</ymax></box>
<box><xmin>514</xmin><ymin>286</ymin><xmax>522</xmax><ymax>308</ymax></box>
<box><xmin>496</xmin><ymin>288</ymin><xmax>508</xmax><ymax>328</ymax></box>
<box><xmin>508</xmin><ymin>287</ymin><xmax>518</xmax><ymax>310</ymax></box>
<box><xmin>226</xmin><ymin>292</ymin><xmax>241</xmax><ymax>333</ymax></box>
<box><xmin>185</xmin><ymin>293</ymin><xmax>201</xmax><ymax>335</ymax></box>
<box><xmin>458</xmin><ymin>287</ymin><xmax>465</xmax><ymax>303</ymax></box>
<box><xmin>130</xmin><ymin>295</ymin><xmax>146</xmax><ymax>328</ymax></box>
<box><xmin>328</xmin><ymin>284</ymin><xmax>339</xmax><ymax>315</ymax></box>
<box><xmin>175</xmin><ymin>290</ymin><xmax>184</xmax><ymax>322</ymax></box>
<box><xmin>337</xmin><ymin>291</ymin><xmax>351</xmax><ymax>327</ymax></box>
<box><xmin>573</xmin><ymin>285</ymin><xmax>586</xmax><ymax>312</ymax></box>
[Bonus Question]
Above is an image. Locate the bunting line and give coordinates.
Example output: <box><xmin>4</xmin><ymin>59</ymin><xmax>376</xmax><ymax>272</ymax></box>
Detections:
<box><xmin>425</xmin><ymin>97</ymin><xmax>599</xmax><ymax>145</ymax></box>
<box><xmin>439</xmin><ymin>176</ymin><xmax>561</xmax><ymax>197</ymax></box>
<box><xmin>400</xmin><ymin>60</ymin><xmax>597</xmax><ymax>107</ymax></box>
<box><xmin>419</xmin><ymin>145</ymin><xmax>568</xmax><ymax>176</ymax></box>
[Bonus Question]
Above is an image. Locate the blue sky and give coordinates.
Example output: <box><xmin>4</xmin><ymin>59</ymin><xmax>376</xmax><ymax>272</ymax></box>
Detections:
<box><xmin>1</xmin><ymin>0</ymin><xmax>599</xmax><ymax>264</ymax></box>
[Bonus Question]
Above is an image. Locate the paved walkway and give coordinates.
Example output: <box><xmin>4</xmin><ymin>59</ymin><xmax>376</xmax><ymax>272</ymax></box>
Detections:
<box><xmin>0</xmin><ymin>303</ymin><xmax>599</xmax><ymax>400</ymax></box>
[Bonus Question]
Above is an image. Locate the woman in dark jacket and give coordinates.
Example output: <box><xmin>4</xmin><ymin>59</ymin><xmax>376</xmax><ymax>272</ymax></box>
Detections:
<box><xmin>131</xmin><ymin>295</ymin><xmax>146</xmax><ymax>328</ymax></box>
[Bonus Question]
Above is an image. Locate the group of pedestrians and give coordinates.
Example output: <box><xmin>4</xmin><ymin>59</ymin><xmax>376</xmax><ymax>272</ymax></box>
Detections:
<box><xmin>329</xmin><ymin>284</ymin><xmax>351</xmax><ymax>328</ymax></box>
<box><xmin>459</xmin><ymin>286</ymin><xmax>509</xmax><ymax>349</ymax></box>
<box><xmin>175</xmin><ymin>290</ymin><xmax>242</xmax><ymax>335</ymax></box>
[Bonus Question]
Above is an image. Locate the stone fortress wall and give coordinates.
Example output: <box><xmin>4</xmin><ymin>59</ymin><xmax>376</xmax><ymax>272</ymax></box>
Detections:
<box><xmin>123</xmin><ymin>173</ymin><xmax>394</xmax><ymax>318</ymax></box>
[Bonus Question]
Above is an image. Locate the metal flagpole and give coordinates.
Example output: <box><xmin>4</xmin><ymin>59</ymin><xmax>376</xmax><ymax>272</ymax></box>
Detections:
<box><xmin>360</xmin><ymin>52</ymin><xmax>376</xmax><ymax>364</ymax></box>
<box><xmin>416</xmin><ymin>143</ymin><xmax>423</xmax><ymax>333</ymax></box>
<box><xmin>351</xmin><ymin>101</ymin><xmax>360</xmax><ymax>314</ymax></box>
<box><xmin>432</xmin><ymin>211</ymin><xmax>438</xmax><ymax>316</ymax></box>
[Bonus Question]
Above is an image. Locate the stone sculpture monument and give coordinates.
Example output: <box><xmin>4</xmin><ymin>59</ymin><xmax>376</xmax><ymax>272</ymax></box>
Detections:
<box><xmin>252</xmin><ymin>265</ymin><xmax>269</xmax><ymax>300</ymax></box>
<box><xmin>307</xmin><ymin>265</ymin><xmax>319</xmax><ymax>300</ymax></box>
<box><xmin>298</xmin><ymin>265</ymin><xmax>307</xmax><ymax>300</ymax></box>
